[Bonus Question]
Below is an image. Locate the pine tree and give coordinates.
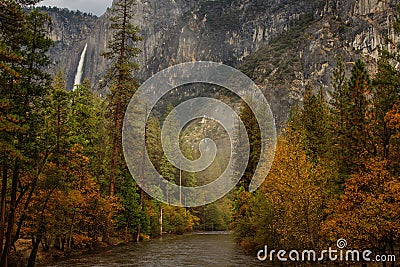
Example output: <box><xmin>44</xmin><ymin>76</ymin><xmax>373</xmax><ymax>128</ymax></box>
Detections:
<box><xmin>102</xmin><ymin>0</ymin><xmax>142</xmax><ymax>198</ymax></box>
<box><xmin>301</xmin><ymin>84</ymin><xmax>329</xmax><ymax>163</ymax></box>
<box><xmin>69</xmin><ymin>79</ymin><xmax>104</xmax><ymax>166</ymax></box>
<box><xmin>0</xmin><ymin>4</ymin><xmax>52</xmax><ymax>265</ymax></box>
<box><xmin>119</xmin><ymin>176</ymin><xmax>142</xmax><ymax>241</ymax></box>
<box><xmin>101</xmin><ymin>0</ymin><xmax>142</xmax><ymax>242</ymax></box>
<box><xmin>26</xmin><ymin>66</ymin><xmax>70</xmax><ymax>267</ymax></box>
<box><xmin>329</xmin><ymin>58</ymin><xmax>373</xmax><ymax>180</ymax></box>
<box><xmin>372</xmin><ymin>54</ymin><xmax>400</xmax><ymax>160</ymax></box>
<box><xmin>161</xmin><ymin>103</ymin><xmax>180</xmax><ymax>185</ymax></box>
<box><xmin>180</xmin><ymin>145</ymin><xmax>196</xmax><ymax>188</ymax></box>
<box><xmin>48</xmin><ymin>69</ymin><xmax>70</xmax><ymax>164</ymax></box>
<box><xmin>328</xmin><ymin>56</ymin><xmax>350</xmax><ymax>180</ymax></box>
<box><xmin>146</xmin><ymin>115</ymin><xmax>163</xmax><ymax>172</ymax></box>
<box><xmin>345</xmin><ymin>60</ymin><xmax>374</xmax><ymax>165</ymax></box>
<box><xmin>160</xmin><ymin>137</ymin><xmax>177</xmax><ymax>204</ymax></box>
<box><xmin>0</xmin><ymin>2</ymin><xmax>27</xmax><ymax>255</ymax></box>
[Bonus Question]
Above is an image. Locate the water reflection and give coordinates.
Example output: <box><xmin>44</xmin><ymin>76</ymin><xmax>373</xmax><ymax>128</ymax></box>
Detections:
<box><xmin>44</xmin><ymin>232</ymin><xmax>276</xmax><ymax>266</ymax></box>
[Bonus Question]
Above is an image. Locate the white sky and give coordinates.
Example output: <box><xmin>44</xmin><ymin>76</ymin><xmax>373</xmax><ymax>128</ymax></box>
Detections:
<box><xmin>38</xmin><ymin>0</ymin><xmax>114</xmax><ymax>16</ymax></box>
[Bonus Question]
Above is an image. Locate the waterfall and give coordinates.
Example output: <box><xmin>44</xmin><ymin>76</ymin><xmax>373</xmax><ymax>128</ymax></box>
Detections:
<box><xmin>73</xmin><ymin>43</ymin><xmax>88</xmax><ymax>90</ymax></box>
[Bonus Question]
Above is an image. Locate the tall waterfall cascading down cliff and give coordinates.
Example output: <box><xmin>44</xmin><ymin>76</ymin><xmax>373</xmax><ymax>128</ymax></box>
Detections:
<box><xmin>73</xmin><ymin>43</ymin><xmax>88</xmax><ymax>90</ymax></box>
<box><xmin>43</xmin><ymin>0</ymin><xmax>400</xmax><ymax>125</ymax></box>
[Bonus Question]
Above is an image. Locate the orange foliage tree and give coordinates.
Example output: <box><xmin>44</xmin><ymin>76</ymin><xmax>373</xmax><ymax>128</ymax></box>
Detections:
<box><xmin>322</xmin><ymin>158</ymin><xmax>400</xmax><ymax>255</ymax></box>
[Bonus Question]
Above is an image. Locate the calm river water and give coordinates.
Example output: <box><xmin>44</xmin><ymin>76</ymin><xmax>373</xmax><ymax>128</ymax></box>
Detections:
<box><xmin>44</xmin><ymin>232</ymin><xmax>275</xmax><ymax>266</ymax></box>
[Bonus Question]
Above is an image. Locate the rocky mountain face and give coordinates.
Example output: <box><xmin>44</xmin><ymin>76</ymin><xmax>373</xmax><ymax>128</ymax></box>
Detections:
<box><xmin>40</xmin><ymin>7</ymin><xmax>99</xmax><ymax>89</ymax></box>
<box><xmin>42</xmin><ymin>0</ymin><xmax>399</xmax><ymax>127</ymax></box>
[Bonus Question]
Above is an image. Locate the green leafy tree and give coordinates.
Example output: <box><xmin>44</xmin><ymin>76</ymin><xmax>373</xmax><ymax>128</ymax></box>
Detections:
<box><xmin>162</xmin><ymin>206</ymin><xmax>197</xmax><ymax>235</ymax></box>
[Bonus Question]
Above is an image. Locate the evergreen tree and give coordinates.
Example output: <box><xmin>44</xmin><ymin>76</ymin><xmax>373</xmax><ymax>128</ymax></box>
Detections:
<box><xmin>146</xmin><ymin>115</ymin><xmax>163</xmax><ymax>172</ymax></box>
<box><xmin>160</xmin><ymin>138</ymin><xmax>177</xmax><ymax>204</ymax></box>
<box><xmin>47</xmin><ymin>69</ymin><xmax>70</xmax><ymax>164</ymax></box>
<box><xmin>69</xmin><ymin>78</ymin><xmax>106</xmax><ymax>177</ymax></box>
<box><xmin>0</xmin><ymin>4</ymin><xmax>53</xmax><ymax>265</ymax></box>
<box><xmin>102</xmin><ymin>0</ymin><xmax>142</xmax><ymax>198</ymax></box>
<box><xmin>162</xmin><ymin>103</ymin><xmax>180</xmax><ymax>150</ymax></box>
<box><xmin>119</xmin><ymin>176</ymin><xmax>142</xmax><ymax>241</ymax></box>
<box><xmin>372</xmin><ymin>54</ymin><xmax>400</xmax><ymax>160</ymax></box>
<box><xmin>329</xmin><ymin>58</ymin><xmax>373</xmax><ymax>180</ymax></box>
<box><xmin>161</xmin><ymin>103</ymin><xmax>180</xmax><ymax>185</ymax></box>
<box><xmin>101</xmin><ymin>0</ymin><xmax>142</xmax><ymax>242</ymax></box>
<box><xmin>26</xmin><ymin>66</ymin><xmax>70</xmax><ymax>267</ymax></box>
<box><xmin>328</xmin><ymin>55</ymin><xmax>350</xmax><ymax>181</ymax></box>
<box><xmin>345</xmin><ymin>60</ymin><xmax>374</xmax><ymax>165</ymax></box>
<box><xmin>301</xmin><ymin>84</ymin><xmax>330</xmax><ymax>163</ymax></box>
<box><xmin>181</xmin><ymin>145</ymin><xmax>196</xmax><ymax>188</ymax></box>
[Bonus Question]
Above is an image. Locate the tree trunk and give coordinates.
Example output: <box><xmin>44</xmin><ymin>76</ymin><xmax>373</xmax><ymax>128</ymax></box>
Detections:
<box><xmin>159</xmin><ymin>205</ymin><xmax>163</xmax><ymax>237</ymax></box>
<box><xmin>12</xmin><ymin>183</ymin><xmax>36</xmax><ymax>247</ymax></box>
<box><xmin>109</xmin><ymin>100</ymin><xmax>121</xmax><ymax>198</ymax></box>
<box><xmin>13</xmin><ymin>151</ymin><xmax>49</xmax><ymax>248</ymax></box>
<box><xmin>67</xmin><ymin>209</ymin><xmax>76</xmax><ymax>256</ymax></box>
<box><xmin>136</xmin><ymin>103</ymin><xmax>147</xmax><ymax>242</ymax></box>
<box><xmin>0</xmin><ymin>163</ymin><xmax>8</xmax><ymax>259</ymax></box>
<box><xmin>179</xmin><ymin>167</ymin><xmax>182</xmax><ymax>206</ymax></box>
<box><xmin>1</xmin><ymin>161</ymin><xmax>19</xmax><ymax>267</ymax></box>
<box><xmin>103</xmin><ymin>100</ymin><xmax>121</xmax><ymax>244</ymax></box>
<box><xmin>27</xmin><ymin>189</ymin><xmax>54</xmax><ymax>267</ymax></box>
<box><xmin>125</xmin><ymin>217</ymin><xmax>129</xmax><ymax>243</ymax></box>
<box><xmin>135</xmin><ymin>189</ymin><xmax>143</xmax><ymax>243</ymax></box>
<box><xmin>135</xmin><ymin>225</ymin><xmax>141</xmax><ymax>243</ymax></box>
<box><xmin>27</xmin><ymin>230</ymin><xmax>43</xmax><ymax>267</ymax></box>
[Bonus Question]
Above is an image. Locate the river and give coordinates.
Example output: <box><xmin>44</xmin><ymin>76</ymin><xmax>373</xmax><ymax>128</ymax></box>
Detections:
<box><xmin>43</xmin><ymin>232</ymin><xmax>275</xmax><ymax>266</ymax></box>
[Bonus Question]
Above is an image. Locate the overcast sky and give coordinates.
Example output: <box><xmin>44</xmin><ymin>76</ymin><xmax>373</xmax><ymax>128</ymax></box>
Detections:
<box><xmin>38</xmin><ymin>0</ymin><xmax>114</xmax><ymax>16</ymax></box>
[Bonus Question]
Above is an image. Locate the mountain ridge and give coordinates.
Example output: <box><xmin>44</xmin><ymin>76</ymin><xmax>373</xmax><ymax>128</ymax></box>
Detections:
<box><xmin>41</xmin><ymin>0</ymin><xmax>400</xmax><ymax>126</ymax></box>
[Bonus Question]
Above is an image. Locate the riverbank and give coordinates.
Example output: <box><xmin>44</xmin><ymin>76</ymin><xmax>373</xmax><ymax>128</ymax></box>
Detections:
<box><xmin>10</xmin><ymin>234</ymin><xmax>152</xmax><ymax>267</ymax></box>
<box><xmin>14</xmin><ymin>232</ymin><xmax>223</xmax><ymax>266</ymax></box>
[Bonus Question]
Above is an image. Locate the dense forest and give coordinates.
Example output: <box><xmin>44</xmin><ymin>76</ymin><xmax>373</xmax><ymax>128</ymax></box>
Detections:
<box><xmin>1</xmin><ymin>0</ymin><xmax>400</xmax><ymax>266</ymax></box>
<box><xmin>232</xmin><ymin>55</ymin><xmax>400</xmax><ymax>264</ymax></box>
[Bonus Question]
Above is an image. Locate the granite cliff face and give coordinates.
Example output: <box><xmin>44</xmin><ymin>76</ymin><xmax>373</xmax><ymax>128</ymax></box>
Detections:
<box><xmin>240</xmin><ymin>0</ymin><xmax>400</xmax><ymax>126</ymax></box>
<box><xmin>40</xmin><ymin>7</ymin><xmax>98</xmax><ymax>89</ymax></box>
<box><xmin>43</xmin><ymin>0</ymin><xmax>399</xmax><ymax>126</ymax></box>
